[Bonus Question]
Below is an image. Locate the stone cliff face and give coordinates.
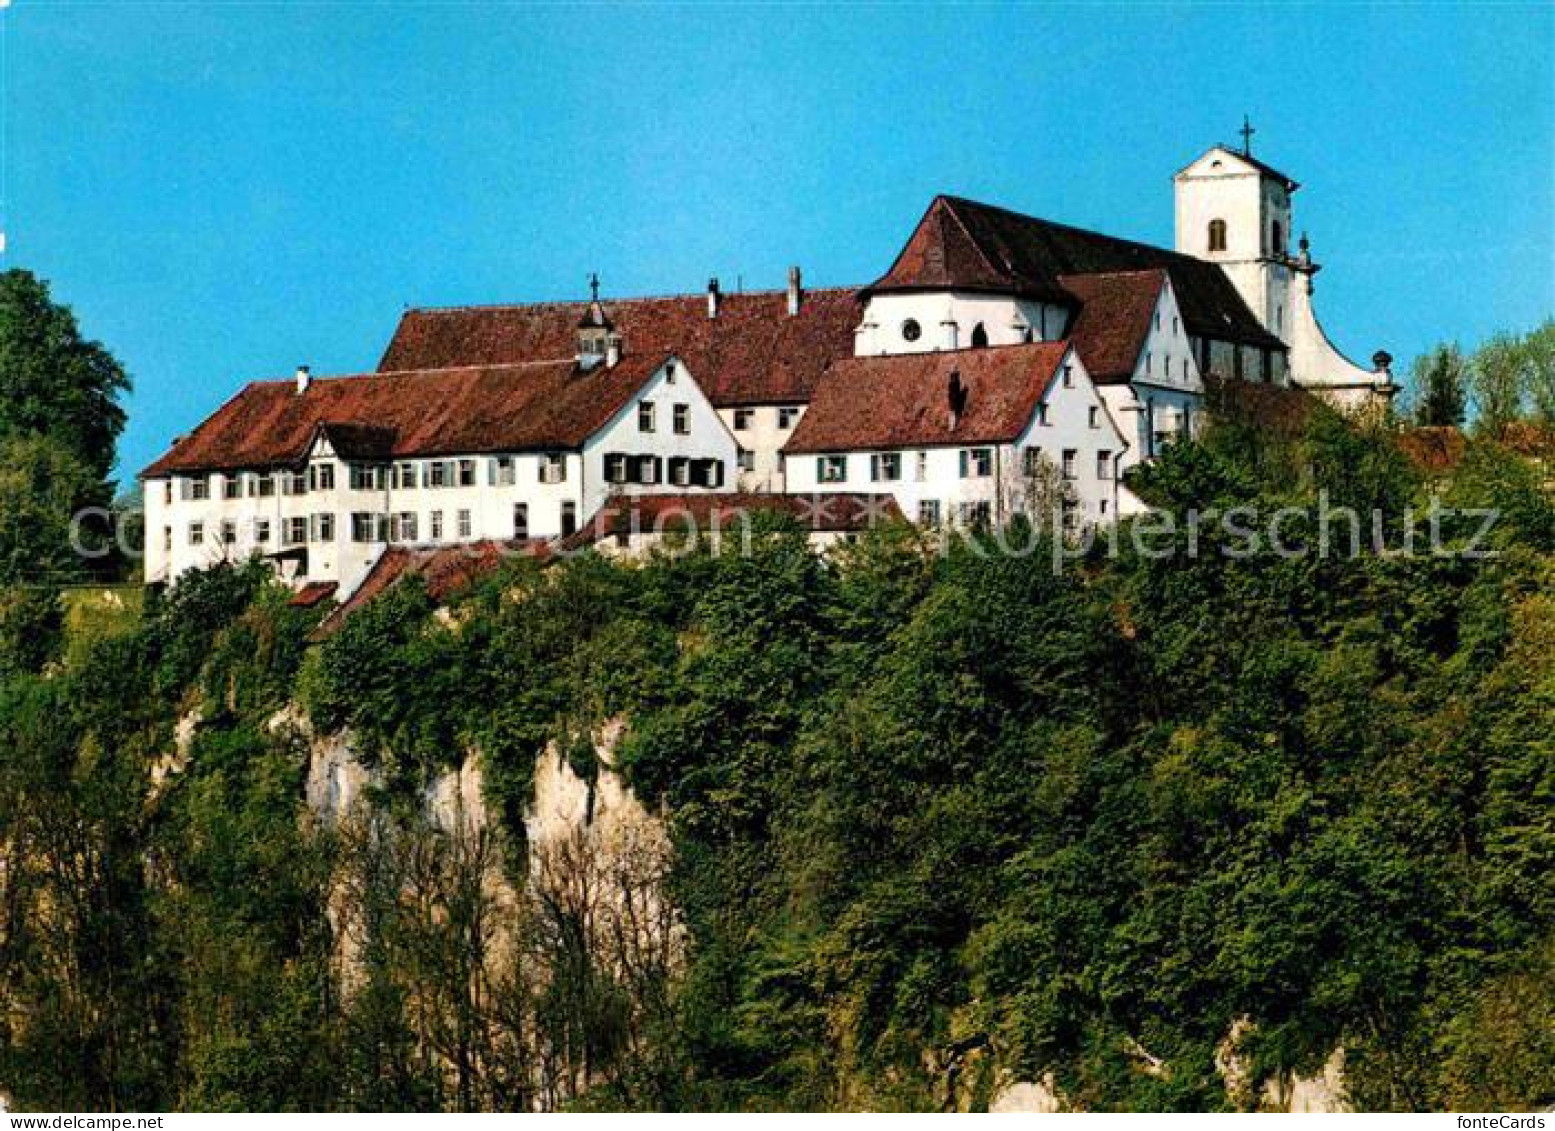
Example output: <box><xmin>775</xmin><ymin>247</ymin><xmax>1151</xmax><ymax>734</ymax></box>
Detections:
<box><xmin>153</xmin><ymin>708</ymin><xmax>1350</xmax><ymax>1112</ymax></box>
<box><xmin>982</xmin><ymin>1018</ymin><xmax>1350</xmax><ymax>1113</ymax></box>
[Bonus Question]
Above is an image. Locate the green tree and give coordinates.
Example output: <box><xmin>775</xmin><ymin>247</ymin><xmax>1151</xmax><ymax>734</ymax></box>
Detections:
<box><xmin>1471</xmin><ymin>331</ymin><xmax>1527</xmax><ymax>433</ymax></box>
<box><xmin>0</xmin><ymin>269</ymin><xmax>130</xmax><ymax>485</ymax></box>
<box><xmin>1410</xmin><ymin>343</ymin><xmax>1468</xmax><ymax>427</ymax></box>
<box><xmin>0</xmin><ymin>433</ymin><xmax>104</xmax><ymax>586</ymax></box>
<box><xmin>1524</xmin><ymin>320</ymin><xmax>1555</xmax><ymax>424</ymax></box>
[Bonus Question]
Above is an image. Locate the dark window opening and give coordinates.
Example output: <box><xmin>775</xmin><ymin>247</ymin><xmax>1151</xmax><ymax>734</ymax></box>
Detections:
<box><xmin>1208</xmin><ymin>218</ymin><xmax>1227</xmax><ymax>253</ymax></box>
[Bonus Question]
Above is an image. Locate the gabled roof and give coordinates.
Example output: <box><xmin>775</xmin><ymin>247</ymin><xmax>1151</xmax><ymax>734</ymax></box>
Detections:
<box><xmin>316</xmin><ymin>421</ymin><xmax>397</xmax><ymax>461</ymax></box>
<box><xmin>1057</xmin><ymin>270</ymin><xmax>1166</xmax><ymax>385</ymax></box>
<box><xmin>785</xmin><ymin>341</ymin><xmax>1071</xmax><ymax>454</ymax></box>
<box><xmin>143</xmin><ymin>352</ymin><xmax>674</xmax><ymax>477</ymax></box>
<box><xmin>562</xmin><ymin>492</ymin><xmax>903</xmax><ymax>551</ymax></box>
<box><xmin>863</xmin><ymin>195</ymin><xmax>1286</xmax><ymax>350</ymax></box>
<box><xmin>1173</xmin><ymin>145</ymin><xmax>1299</xmax><ymax>191</ymax></box>
<box><xmin>378</xmin><ymin>287</ymin><xmax>862</xmax><ymax>407</ymax></box>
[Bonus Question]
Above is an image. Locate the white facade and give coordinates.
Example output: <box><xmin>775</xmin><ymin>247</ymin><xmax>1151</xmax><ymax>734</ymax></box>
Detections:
<box><xmin>1175</xmin><ymin>145</ymin><xmax>1392</xmax><ymax>405</ymax></box>
<box><xmin>787</xmin><ymin>349</ymin><xmax>1126</xmax><ymax>528</ymax></box>
<box><xmin>720</xmin><ymin>403</ymin><xmax>806</xmax><ymax>492</ymax></box>
<box><xmin>143</xmin><ymin>357</ymin><xmax>737</xmax><ymax>594</ymax></box>
<box><xmin>855</xmin><ymin>291</ymin><xmax>1070</xmax><ymax>357</ymax></box>
<box><xmin>1098</xmin><ymin>276</ymin><xmax>1206</xmax><ymax>488</ymax></box>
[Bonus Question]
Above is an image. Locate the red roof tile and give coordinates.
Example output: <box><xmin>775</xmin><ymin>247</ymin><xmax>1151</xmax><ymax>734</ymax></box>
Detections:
<box><xmin>377</xmin><ymin>287</ymin><xmax>862</xmax><ymax>408</ymax></box>
<box><xmin>865</xmin><ymin>196</ymin><xmax>1286</xmax><ymax>351</ymax></box>
<box><xmin>288</xmin><ymin>581</ymin><xmax>337</xmax><ymax>608</ymax></box>
<box><xmin>784</xmin><ymin>341</ymin><xmax>1071</xmax><ymax>454</ymax></box>
<box><xmin>562</xmin><ymin>492</ymin><xmax>903</xmax><ymax>551</ymax></box>
<box><xmin>142</xmin><ymin>353</ymin><xmax>671</xmax><ymax>477</ymax></box>
<box><xmin>314</xmin><ymin>539</ymin><xmax>552</xmax><ymax>636</ymax></box>
<box><xmin>1058</xmin><ymin>270</ymin><xmax>1166</xmax><ymax>384</ymax></box>
<box><xmin>1395</xmin><ymin>427</ymin><xmax>1467</xmax><ymax>475</ymax></box>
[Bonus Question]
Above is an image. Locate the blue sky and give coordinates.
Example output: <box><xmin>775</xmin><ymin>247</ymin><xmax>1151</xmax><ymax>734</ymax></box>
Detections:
<box><xmin>8</xmin><ymin>1</ymin><xmax>1552</xmax><ymax>483</ymax></box>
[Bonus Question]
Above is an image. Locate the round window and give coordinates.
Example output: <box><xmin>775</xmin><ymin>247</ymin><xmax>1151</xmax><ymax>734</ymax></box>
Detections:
<box><xmin>901</xmin><ymin>318</ymin><xmax>922</xmax><ymax>343</ymax></box>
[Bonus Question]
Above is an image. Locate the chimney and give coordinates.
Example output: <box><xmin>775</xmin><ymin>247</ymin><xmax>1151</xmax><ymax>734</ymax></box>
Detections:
<box><xmin>707</xmin><ymin>277</ymin><xmax>721</xmax><ymax>319</ymax></box>
<box><xmin>605</xmin><ymin>333</ymin><xmax>623</xmax><ymax>369</ymax></box>
<box><xmin>295</xmin><ymin>365</ymin><xmax>311</xmax><ymax>395</ymax></box>
<box><xmin>787</xmin><ymin>265</ymin><xmax>802</xmax><ymax>317</ymax></box>
<box><xmin>947</xmin><ymin>369</ymin><xmax>968</xmax><ymax>431</ymax></box>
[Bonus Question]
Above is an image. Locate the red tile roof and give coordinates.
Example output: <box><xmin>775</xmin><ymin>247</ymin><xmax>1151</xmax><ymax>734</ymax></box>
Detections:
<box><xmin>1395</xmin><ymin>427</ymin><xmax>1467</xmax><ymax>475</ymax></box>
<box><xmin>784</xmin><ymin>341</ymin><xmax>1071</xmax><ymax>454</ymax></box>
<box><xmin>864</xmin><ymin>196</ymin><xmax>1285</xmax><ymax>351</ymax></box>
<box><xmin>314</xmin><ymin>539</ymin><xmax>552</xmax><ymax>636</ymax></box>
<box><xmin>377</xmin><ymin>287</ymin><xmax>862</xmax><ymax>407</ymax></box>
<box><xmin>142</xmin><ymin>353</ymin><xmax>671</xmax><ymax>477</ymax></box>
<box><xmin>562</xmin><ymin>492</ymin><xmax>903</xmax><ymax>551</ymax></box>
<box><xmin>288</xmin><ymin>581</ymin><xmax>337</xmax><ymax>608</ymax></box>
<box><xmin>1395</xmin><ymin>423</ymin><xmax>1555</xmax><ymax>474</ymax></box>
<box><xmin>1058</xmin><ymin>270</ymin><xmax>1165</xmax><ymax>384</ymax></box>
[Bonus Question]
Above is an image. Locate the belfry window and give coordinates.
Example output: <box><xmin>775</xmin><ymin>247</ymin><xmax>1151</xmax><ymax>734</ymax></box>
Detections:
<box><xmin>1208</xmin><ymin>218</ymin><xmax>1227</xmax><ymax>253</ymax></box>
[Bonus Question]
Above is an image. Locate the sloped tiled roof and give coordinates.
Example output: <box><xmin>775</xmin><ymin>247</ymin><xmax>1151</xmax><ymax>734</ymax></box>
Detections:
<box><xmin>378</xmin><ymin>287</ymin><xmax>862</xmax><ymax>407</ymax></box>
<box><xmin>1232</xmin><ymin>150</ymin><xmax>1299</xmax><ymax>191</ymax></box>
<box><xmin>318</xmin><ymin>421</ymin><xmax>397</xmax><ymax>461</ymax></box>
<box><xmin>1395</xmin><ymin>427</ymin><xmax>1468</xmax><ymax>475</ymax></box>
<box><xmin>563</xmin><ymin>491</ymin><xmax>903</xmax><ymax>551</ymax></box>
<box><xmin>1395</xmin><ymin>423</ymin><xmax>1555</xmax><ymax>475</ymax></box>
<box><xmin>314</xmin><ymin>539</ymin><xmax>553</xmax><ymax>636</ymax></box>
<box><xmin>785</xmin><ymin>341</ymin><xmax>1070</xmax><ymax>454</ymax></box>
<box><xmin>1057</xmin><ymin>270</ymin><xmax>1166</xmax><ymax>384</ymax></box>
<box><xmin>864</xmin><ymin>196</ymin><xmax>1285</xmax><ymax>351</ymax></box>
<box><xmin>287</xmin><ymin>581</ymin><xmax>337</xmax><ymax>608</ymax></box>
<box><xmin>142</xmin><ymin>353</ymin><xmax>672</xmax><ymax>477</ymax></box>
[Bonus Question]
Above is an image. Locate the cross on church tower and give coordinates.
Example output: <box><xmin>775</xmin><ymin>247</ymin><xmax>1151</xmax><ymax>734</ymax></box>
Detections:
<box><xmin>588</xmin><ymin>272</ymin><xmax>601</xmax><ymax>302</ymax></box>
<box><xmin>1239</xmin><ymin>115</ymin><xmax>1256</xmax><ymax>156</ymax></box>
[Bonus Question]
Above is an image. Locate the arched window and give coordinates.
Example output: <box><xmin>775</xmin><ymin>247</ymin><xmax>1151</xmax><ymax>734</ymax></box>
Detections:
<box><xmin>970</xmin><ymin>322</ymin><xmax>989</xmax><ymax>349</ymax></box>
<box><xmin>1208</xmin><ymin>218</ymin><xmax>1227</xmax><ymax>253</ymax></box>
<box><xmin>1271</xmin><ymin>221</ymin><xmax>1284</xmax><ymax>256</ymax></box>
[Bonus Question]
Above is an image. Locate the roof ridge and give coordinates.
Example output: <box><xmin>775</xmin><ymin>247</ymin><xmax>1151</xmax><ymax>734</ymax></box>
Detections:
<box><xmin>402</xmin><ymin>285</ymin><xmax>861</xmax><ymax>315</ymax></box>
<box><xmin>940</xmin><ymin>194</ymin><xmax>1207</xmax><ymax>266</ymax></box>
<box><xmin>245</xmin><ymin>359</ymin><xmax>580</xmax><ymax>387</ymax></box>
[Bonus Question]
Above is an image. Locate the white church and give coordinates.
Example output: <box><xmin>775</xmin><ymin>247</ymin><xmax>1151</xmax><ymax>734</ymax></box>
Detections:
<box><xmin>142</xmin><ymin>134</ymin><xmax>1395</xmax><ymax>597</ymax></box>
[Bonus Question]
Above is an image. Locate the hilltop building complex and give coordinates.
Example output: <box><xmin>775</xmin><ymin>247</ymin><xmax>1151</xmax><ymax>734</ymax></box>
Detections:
<box><xmin>143</xmin><ymin>138</ymin><xmax>1394</xmax><ymax>596</ymax></box>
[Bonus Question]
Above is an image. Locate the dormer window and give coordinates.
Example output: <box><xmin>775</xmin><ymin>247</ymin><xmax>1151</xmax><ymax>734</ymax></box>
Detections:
<box><xmin>1208</xmin><ymin>218</ymin><xmax>1227</xmax><ymax>252</ymax></box>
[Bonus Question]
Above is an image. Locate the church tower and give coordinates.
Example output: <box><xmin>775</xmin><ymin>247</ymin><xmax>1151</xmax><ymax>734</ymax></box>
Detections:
<box><xmin>1172</xmin><ymin>117</ymin><xmax>1297</xmax><ymax>344</ymax></box>
<box><xmin>1173</xmin><ymin>121</ymin><xmax>1396</xmax><ymax>408</ymax></box>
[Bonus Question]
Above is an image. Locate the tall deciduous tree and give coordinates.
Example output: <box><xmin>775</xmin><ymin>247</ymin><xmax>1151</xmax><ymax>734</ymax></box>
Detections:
<box><xmin>1471</xmin><ymin>331</ymin><xmax>1528</xmax><ymax>433</ymax></box>
<box><xmin>1410</xmin><ymin>343</ymin><xmax>1468</xmax><ymax>427</ymax></box>
<box><xmin>0</xmin><ymin>269</ymin><xmax>130</xmax><ymax>485</ymax></box>
<box><xmin>1524</xmin><ymin>319</ymin><xmax>1555</xmax><ymax>425</ymax></box>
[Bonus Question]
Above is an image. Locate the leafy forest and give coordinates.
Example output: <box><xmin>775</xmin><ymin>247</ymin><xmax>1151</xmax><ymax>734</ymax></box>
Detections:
<box><xmin>0</xmin><ymin>270</ymin><xmax>1551</xmax><ymax>1111</ymax></box>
